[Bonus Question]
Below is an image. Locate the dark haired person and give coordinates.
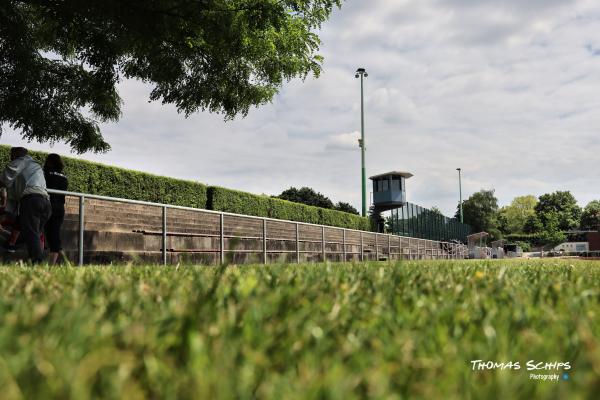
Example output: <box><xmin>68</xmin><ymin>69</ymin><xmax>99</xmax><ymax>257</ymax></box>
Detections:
<box><xmin>44</xmin><ymin>154</ymin><xmax>68</xmax><ymax>264</ymax></box>
<box><xmin>0</xmin><ymin>147</ymin><xmax>51</xmax><ymax>263</ymax></box>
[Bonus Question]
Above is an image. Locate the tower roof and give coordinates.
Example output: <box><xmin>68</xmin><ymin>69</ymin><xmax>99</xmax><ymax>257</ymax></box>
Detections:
<box><xmin>369</xmin><ymin>171</ymin><xmax>413</xmax><ymax>180</ymax></box>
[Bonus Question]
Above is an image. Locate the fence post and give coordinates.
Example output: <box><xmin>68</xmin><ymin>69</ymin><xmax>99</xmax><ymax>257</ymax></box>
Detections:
<box><xmin>388</xmin><ymin>235</ymin><xmax>392</xmax><ymax>261</ymax></box>
<box><xmin>263</xmin><ymin>218</ymin><xmax>267</xmax><ymax>265</ymax></box>
<box><xmin>78</xmin><ymin>196</ymin><xmax>85</xmax><ymax>267</ymax></box>
<box><xmin>375</xmin><ymin>234</ymin><xmax>379</xmax><ymax>261</ymax></box>
<box><xmin>360</xmin><ymin>232</ymin><xmax>364</xmax><ymax>262</ymax></box>
<box><xmin>321</xmin><ymin>226</ymin><xmax>326</xmax><ymax>263</ymax></box>
<box><xmin>162</xmin><ymin>206</ymin><xmax>167</xmax><ymax>266</ymax></box>
<box><xmin>296</xmin><ymin>223</ymin><xmax>300</xmax><ymax>264</ymax></box>
<box><xmin>220</xmin><ymin>213</ymin><xmax>225</xmax><ymax>265</ymax></box>
<box><xmin>342</xmin><ymin>229</ymin><xmax>347</xmax><ymax>262</ymax></box>
<box><xmin>399</xmin><ymin>236</ymin><xmax>402</xmax><ymax>260</ymax></box>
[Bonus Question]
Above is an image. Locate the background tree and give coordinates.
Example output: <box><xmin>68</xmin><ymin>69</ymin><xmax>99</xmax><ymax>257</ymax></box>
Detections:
<box><xmin>276</xmin><ymin>187</ymin><xmax>334</xmax><ymax>209</ymax></box>
<box><xmin>0</xmin><ymin>0</ymin><xmax>342</xmax><ymax>153</ymax></box>
<box><xmin>334</xmin><ymin>202</ymin><xmax>359</xmax><ymax>215</ymax></box>
<box><xmin>369</xmin><ymin>205</ymin><xmax>385</xmax><ymax>233</ymax></box>
<box><xmin>430</xmin><ymin>206</ymin><xmax>443</xmax><ymax>215</ymax></box>
<box><xmin>523</xmin><ymin>214</ymin><xmax>544</xmax><ymax>234</ymax></box>
<box><xmin>497</xmin><ymin>195</ymin><xmax>537</xmax><ymax>234</ymax></box>
<box><xmin>538</xmin><ymin>213</ymin><xmax>567</xmax><ymax>247</ymax></box>
<box><xmin>456</xmin><ymin>189</ymin><xmax>500</xmax><ymax>239</ymax></box>
<box><xmin>534</xmin><ymin>191</ymin><xmax>581</xmax><ymax>231</ymax></box>
<box><xmin>581</xmin><ymin>200</ymin><xmax>600</xmax><ymax>231</ymax></box>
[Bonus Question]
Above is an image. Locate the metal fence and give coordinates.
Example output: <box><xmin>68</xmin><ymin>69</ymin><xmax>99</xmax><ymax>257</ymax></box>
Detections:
<box><xmin>49</xmin><ymin>189</ymin><xmax>469</xmax><ymax>266</ymax></box>
<box><xmin>390</xmin><ymin>202</ymin><xmax>471</xmax><ymax>243</ymax></box>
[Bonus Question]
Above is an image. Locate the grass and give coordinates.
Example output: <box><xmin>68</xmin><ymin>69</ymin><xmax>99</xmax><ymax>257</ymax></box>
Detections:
<box><xmin>1</xmin><ymin>259</ymin><xmax>599</xmax><ymax>399</ymax></box>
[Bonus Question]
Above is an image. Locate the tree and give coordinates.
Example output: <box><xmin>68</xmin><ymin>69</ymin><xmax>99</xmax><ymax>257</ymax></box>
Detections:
<box><xmin>334</xmin><ymin>202</ymin><xmax>359</xmax><ymax>215</ymax></box>
<box><xmin>534</xmin><ymin>191</ymin><xmax>581</xmax><ymax>231</ymax></box>
<box><xmin>276</xmin><ymin>187</ymin><xmax>334</xmax><ymax>209</ymax></box>
<box><xmin>456</xmin><ymin>189</ymin><xmax>499</xmax><ymax>235</ymax></box>
<box><xmin>498</xmin><ymin>195</ymin><xmax>538</xmax><ymax>234</ymax></box>
<box><xmin>581</xmin><ymin>200</ymin><xmax>600</xmax><ymax>231</ymax></box>
<box><xmin>457</xmin><ymin>190</ymin><xmax>502</xmax><ymax>242</ymax></box>
<box><xmin>538</xmin><ymin>212</ymin><xmax>567</xmax><ymax>247</ymax></box>
<box><xmin>523</xmin><ymin>214</ymin><xmax>543</xmax><ymax>234</ymax></box>
<box><xmin>369</xmin><ymin>205</ymin><xmax>385</xmax><ymax>233</ymax></box>
<box><xmin>0</xmin><ymin>0</ymin><xmax>342</xmax><ymax>153</ymax></box>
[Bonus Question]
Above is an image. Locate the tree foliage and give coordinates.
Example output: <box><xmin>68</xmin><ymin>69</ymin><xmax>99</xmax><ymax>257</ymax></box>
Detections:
<box><xmin>534</xmin><ymin>191</ymin><xmax>581</xmax><ymax>232</ymax></box>
<box><xmin>369</xmin><ymin>205</ymin><xmax>385</xmax><ymax>233</ymax></box>
<box><xmin>581</xmin><ymin>200</ymin><xmax>600</xmax><ymax>231</ymax></box>
<box><xmin>537</xmin><ymin>212</ymin><xmax>567</xmax><ymax>247</ymax></box>
<box><xmin>512</xmin><ymin>192</ymin><xmax>583</xmax><ymax>248</ymax></box>
<box><xmin>276</xmin><ymin>187</ymin><xmax>334</xmax><ymax>209</ymax></box>
<box><xmin>334</xmin><ymin>201</ymin><xmax>359</xmax><ymax>215</ymax></box>
<box><xmin>523</xmin><ymin>214</ymin><xmax>544</xmax><ymax>234</ymax></box>
<box><xmin>456</xmin><ymin>189</ymin><xmax>499</xmax><ymax>238</ymax></box>
<box><xmin>498</xmin><ymin>195</ymin><xmax>537</xmax><ymax>234</ymax></box>
<box><xmin>275</xmin><ymin>187</ymin><xmax>357</xmax><ymax>215</ymax></box>
<box><xmin>0</xmin><ymin>0</ymin><xmax>342</xmax><ymax>153</ymax></box>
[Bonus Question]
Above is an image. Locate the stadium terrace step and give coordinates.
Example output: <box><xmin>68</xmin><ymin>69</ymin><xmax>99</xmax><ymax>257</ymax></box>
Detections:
<box><xmin>58</xmin><ymin>249</ymin><xmax>363</xmax><ymax>265</ymax></box>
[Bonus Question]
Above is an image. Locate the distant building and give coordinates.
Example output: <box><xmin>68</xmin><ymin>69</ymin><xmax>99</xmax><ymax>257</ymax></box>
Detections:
<box><xmin>370</xmin><ymin>171</ymin><xmax>471</xmax><ymax>243</ymax></box>
<box><xmin>553</xmin><ymin>242</ymin><xmax>589</xmax><ymax>253</ymax></box>
<box><xmin>561</xmin><ymin>231</ymin><xmax>600</xmax><ymax>252</ymax></box>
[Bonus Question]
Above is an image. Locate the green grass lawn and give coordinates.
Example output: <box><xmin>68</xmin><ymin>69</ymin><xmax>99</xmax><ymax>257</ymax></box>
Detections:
<box><xmin>1</xmin><ymin>260</ymin><xmax>599</xmax><ymax>399</ymax></box>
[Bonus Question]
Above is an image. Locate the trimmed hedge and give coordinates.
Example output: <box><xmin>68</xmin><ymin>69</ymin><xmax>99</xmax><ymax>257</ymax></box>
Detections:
<box><xmin>0</xmin><ymin>145</ymin><xmax>371</xmax><ymax>230</ymax></box>
<box><xmin>504</xmin><ymin>233</ymin><xmax>544</xmax><ymax>243</ymax></box>
<box><xmin>0</xmin><ymin>146</ymin><xmax>208</xmax><ymax>208</ymax></box>
<box><xmin>209</xmin><ymin>186</ymin><xmax>371</xmax><ymax>230</ymax></box>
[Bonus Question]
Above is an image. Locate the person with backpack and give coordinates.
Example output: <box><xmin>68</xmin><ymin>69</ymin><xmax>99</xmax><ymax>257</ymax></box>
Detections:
<box><xmin>0</xmin><ymin>147</ymin><xmax>51</xmax><ymax>263</ymax></box>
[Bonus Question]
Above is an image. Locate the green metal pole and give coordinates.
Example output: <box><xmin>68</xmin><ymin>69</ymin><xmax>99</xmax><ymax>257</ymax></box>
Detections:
<box><xmin>457</xmin><ymin>168</ymin><xmax>463</xmax><ymax>223</ymax></box>
<box><xmin>360</xmin><ymin>74</ymin><xmax>366</xmax><ymax>217</ymax></box>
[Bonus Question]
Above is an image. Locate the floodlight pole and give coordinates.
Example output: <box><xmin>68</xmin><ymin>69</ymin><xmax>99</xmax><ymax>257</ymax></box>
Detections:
<box><xmin>356</xmin><ymin>68</ymin><xmax>368</xmax><ymax>217</ymax></box>
<box><xmin>457</xmin><ymin>168</ymin><xmax>463</xmax><ymax>223</ymax></box>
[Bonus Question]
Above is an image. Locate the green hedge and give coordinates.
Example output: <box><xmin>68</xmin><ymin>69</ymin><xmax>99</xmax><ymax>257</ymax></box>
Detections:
<box><xmin>504</xmin><ymin>233</ymin><xmax>545</xmax><ymax>248</ymax></box>
<box><xmin>0</xmin><ymin>145</ymin><xmax>208</xmax><ymax>208</ymax></box>
<box><xmin>504</xmin><ymin>233</ymin><xmax>544</xmax><ymax>242</ymax></box>
<box><xmin>0</xmin><ymin>145</ymin><xmax>371</xmax><ymax>230</ymax></box>
<box><xmin>209</xmin><ymin>186</ymin><xmax>371</xmax><ymax>230</ymax></box>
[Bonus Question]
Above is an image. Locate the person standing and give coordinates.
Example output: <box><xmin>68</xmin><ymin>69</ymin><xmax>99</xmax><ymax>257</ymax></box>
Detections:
<box><xmin>43</xmin><ymin>154</ymin><xmax>68</xmax><ymax>264</ymax></box>
<box><xmin>0</xmin><ymin>147</ymin><xmax>51</xmax><ymax>263</ymax></box>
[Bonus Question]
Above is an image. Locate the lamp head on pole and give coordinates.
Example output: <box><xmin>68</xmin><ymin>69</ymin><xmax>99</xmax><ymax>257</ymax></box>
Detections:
<box><xmin>355</xmin><ymin>68</ymin><xmax>368</xmax><ymax>78</ymax></box>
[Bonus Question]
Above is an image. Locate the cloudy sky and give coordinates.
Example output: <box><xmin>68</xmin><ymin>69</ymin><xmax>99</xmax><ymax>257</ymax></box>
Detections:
<box><xmin>3</xmin><ymin>0</ymin><xmax>600</xmax><ymax>216</ymax></box>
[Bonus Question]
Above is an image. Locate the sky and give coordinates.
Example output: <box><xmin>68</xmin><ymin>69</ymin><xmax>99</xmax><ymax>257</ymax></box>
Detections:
<box><xmin>2</xmin><ymin>0</ymin><xmax>600</xmax><ymax>217</ymax></box>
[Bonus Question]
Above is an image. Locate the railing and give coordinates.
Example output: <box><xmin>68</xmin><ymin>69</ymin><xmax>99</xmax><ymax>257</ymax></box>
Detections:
<box><xmin>48</xmin><ymin>189</ymin><xmax>469</xmax><ymax>266</ymax></box>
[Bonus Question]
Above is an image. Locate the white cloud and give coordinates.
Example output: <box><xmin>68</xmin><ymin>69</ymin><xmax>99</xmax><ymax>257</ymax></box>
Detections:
<box><xmin>326</xmin><ymin>131</ymin><xmax>360</xmax><ymax>151</ymax></box>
